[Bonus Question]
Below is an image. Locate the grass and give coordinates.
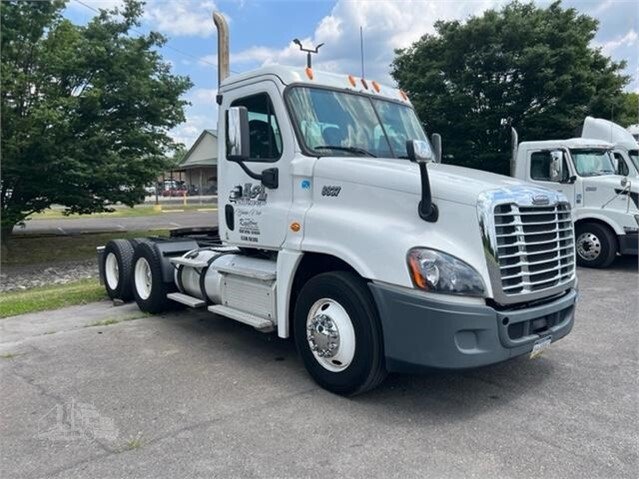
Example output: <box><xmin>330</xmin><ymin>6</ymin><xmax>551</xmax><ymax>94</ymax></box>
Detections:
<box><xmin>29</xmin><ymin>204</ymin><xmax>216</xmax><ymax>221</ymax></box>
<box><xmin>86</xmin><ymin>312</ymin><xmax>149</xmax><ymax>327</ymax></box>
<box><xmin>0</xmin><ymin>279</ymin><xmax>106</xmax><ymax>318</ymax></box>
<box><xmin>1</xmin><ymin>229</ymin><xmax>168</xmax><ymax>267</ymax></box>
<box><xmin>120</xmin><ymin>433</ymin><xmax>144</xmax><ymax>451</ymax></box>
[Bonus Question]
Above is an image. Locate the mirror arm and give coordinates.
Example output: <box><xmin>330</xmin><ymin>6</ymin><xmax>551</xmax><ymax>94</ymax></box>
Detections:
<box><xmin>418</xmin><ymin>163</ymin><xmax>438</xmax><ymax>222</ymax></box>
<box><xmin>232</xmin><ymin>159</ymin><xmax>279</xmax><ymax>189</ymax></box>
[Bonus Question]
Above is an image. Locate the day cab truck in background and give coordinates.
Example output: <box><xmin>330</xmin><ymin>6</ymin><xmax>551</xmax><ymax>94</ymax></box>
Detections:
<box><xmin>510</xmin><ymin>129</ymin><xmax>639</xmax><ymax>268</ymax></box>
<box><xmin>98</xmin><ymin>12</ymin><xmax>578</xmax><ymax>395</ymax></box>
<box><xmin>581</xmin><ymin>116</ymin><xmax>639</xmax><ymax>178</ymax></box>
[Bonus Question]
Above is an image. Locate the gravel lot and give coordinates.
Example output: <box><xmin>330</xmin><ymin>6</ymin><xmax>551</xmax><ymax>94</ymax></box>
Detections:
<box><xmin>0</xmin><ymin>258</ymin><xmax>637</xmax><ymax>478</ymax></box>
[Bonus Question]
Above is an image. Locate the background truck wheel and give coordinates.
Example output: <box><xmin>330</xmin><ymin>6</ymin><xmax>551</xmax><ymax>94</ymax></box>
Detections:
<box><xmin>293</xmin><ymin>271</ymin><xmax>387</xmax><ymax>396</ymax></box>
<box><xmin>575</xmin><ymin>222</ymin><xmax>617</xmax><ymax>268</ymax></box>
<box><xmin>132</xmin><ymin>242</ymin><xmax>177</xmax><ymax>314</ymax></box>
<box><xmin>102</xmin><ymin>239</ymin><xmax>135</xmax><ymax>301</ymax></box>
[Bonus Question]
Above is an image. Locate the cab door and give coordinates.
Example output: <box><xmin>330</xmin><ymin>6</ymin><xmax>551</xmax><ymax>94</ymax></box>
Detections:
<box><xmin>218</xmin><ymin>80</ymin><xmax>294</xmax><ymax>249</ymax></box>
<box><xmin>526</xmin><ymin>149</ymin><xmax>576</xmax><ymax>206</ymax></box>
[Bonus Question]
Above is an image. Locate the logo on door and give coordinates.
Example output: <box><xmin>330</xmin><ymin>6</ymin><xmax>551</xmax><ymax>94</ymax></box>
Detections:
<box><xmin>229</xmin><ymin>183</ymin><xmax>268</xmax><ymax>205</ymax></box>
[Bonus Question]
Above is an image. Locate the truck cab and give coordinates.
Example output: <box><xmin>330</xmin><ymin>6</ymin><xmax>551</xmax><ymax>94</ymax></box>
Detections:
<box><xmin>581</xmin><ymin>116</ymin><xmax>639</xmax><ymax>178</ymax></box>
<box><xmin>99</xmin><ymin>12</ymin><xmax>579</xmax><ymax>395</ymax></box>
<box><xmin>511</xmin><ymin>136</ymin><xmax>639</xmax><ymax>267</ymax></box>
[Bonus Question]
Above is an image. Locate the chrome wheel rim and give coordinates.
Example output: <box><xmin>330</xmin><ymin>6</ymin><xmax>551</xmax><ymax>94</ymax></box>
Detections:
<box><xmin>105</xmin><ymin>253</ymin><xmax>119</xmax><ymax>290</ymax></box>
<box><xmin>577</xmin><ymin>232</ymin><xmax>602</xmax><ymax>261</ymax></box>
<box><xmin>306</xmin><ymin>298</ymin><xmax>356</xmax><ymax>372</ymax></box>
<box><xmin>134</xmin><ymin>257</ymin><xmax>152</xmax><ymax>300</ymax></box>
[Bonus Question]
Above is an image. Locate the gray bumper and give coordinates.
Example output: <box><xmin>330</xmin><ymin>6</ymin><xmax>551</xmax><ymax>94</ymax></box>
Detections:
<box><xmin>369</xmin><ymin>284</ymin><xmax>577</xmax><ymax>372</ymax></box>
<box><xmin>618</xmin><ymin>232</ymin><xmax>638</xmax><ymax>255</ymax></box>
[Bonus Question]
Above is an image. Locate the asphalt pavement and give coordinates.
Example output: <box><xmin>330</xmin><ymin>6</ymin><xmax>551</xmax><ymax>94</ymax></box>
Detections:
<box><xmin>0</xmin><ymin>258</ymin><xmax>637</xmax><ymax>478</ymax></box>
<box><xmin>14</xmin><ymin>211</ymin><xmax>219</xmax><ymax>236</ymax></box>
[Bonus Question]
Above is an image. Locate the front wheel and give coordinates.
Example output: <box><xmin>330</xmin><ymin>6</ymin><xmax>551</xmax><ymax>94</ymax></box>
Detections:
<box><xmin>575</xmin><ymin>222</ymin><xmax>617</xmax><ymax>268</ymax></box>
<box><xmin>293</xmin><ymin>271</ymin><xmax>387</xmax><ymax>396</ymax></box>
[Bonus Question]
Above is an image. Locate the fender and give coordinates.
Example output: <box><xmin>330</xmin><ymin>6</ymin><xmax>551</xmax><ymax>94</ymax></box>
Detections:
<box><xmin>573</xmin><ymin>209</ymin><xmax>625</xmax><ymax>235</ymax></box>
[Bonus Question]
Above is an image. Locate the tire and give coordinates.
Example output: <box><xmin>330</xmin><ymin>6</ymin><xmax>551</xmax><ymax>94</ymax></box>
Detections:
<box><xmin>575</xmin><ymin>222</ymin><xmax>617</xmax><ymax>268</ymax></box>
<box><xmin>293</xmin><ymin>271</ymin><xmax>387</xmax><ymax>396</ymax></box>
<box><xmin>132</xmin><ymin>241</ymin><xmax>177</xmax><ymax>314</ymax></box>
<box><xmin>102</xmin><ymin>240</ymin><xmax>135</xmax><ymax>301</ymax></box>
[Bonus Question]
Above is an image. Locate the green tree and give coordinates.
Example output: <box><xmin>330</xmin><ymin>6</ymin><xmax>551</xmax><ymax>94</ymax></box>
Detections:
<box><xmin>1</xmin><ymin>0</ymin><xmax>192</xmax><ymax>240</ymax></box>
<box><xmin>391</xmin><ymin>1</ymin><xmax>630</xmax><ymax>174</ymax></box>
<box><xmin>615</xmin><ymin>92</ymin><xmax>639</xmax><ymax>127</ymax></box>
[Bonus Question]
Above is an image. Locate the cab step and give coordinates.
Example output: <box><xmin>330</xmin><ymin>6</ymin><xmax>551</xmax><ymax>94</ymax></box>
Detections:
<box><xmin>166</xmin><ymin>292</ymin><xmax>206</xmax><ymax>308</ymax></box>
<box><xmin>208</xmin><ymin>305</ymin><xmax>275</xmax><ymax>332</ymax></box>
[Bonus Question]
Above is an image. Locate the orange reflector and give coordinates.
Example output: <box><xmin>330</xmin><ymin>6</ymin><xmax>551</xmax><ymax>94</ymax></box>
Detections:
<box><xmin>399</xmin><ymin>89</ymin><xmax>408</xmax><ymax>101</ymax></box>
<box><xmin>361</xmin><ymin>78</ymin><xmax>368</xmax><ymax>89</ymax></box>
<box><xmin>290</xmin><ymin>222</ymin><xmax>301</xmax><ymax>232</ymax></box>
<box><xmin>348</xmin><ymin>75</ymin><xmax>357</xmax><ymax>87</ymax></box>
<box><xmin>305</xmin><ymin>67</ymin><xmax>314</xmax><ymax>80</ymax></box>
<box><xmin>408</xmin><ymin>256</ymin><xmax>426</xmax><ymax>289</ymax></box>
<box><xmin>372</xmin><ymin>80</ymin><xmax>381</xmax><ymax>93</ymax></box>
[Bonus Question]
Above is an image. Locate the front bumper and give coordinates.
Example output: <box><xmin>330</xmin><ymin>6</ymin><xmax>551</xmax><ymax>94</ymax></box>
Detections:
<box><xmin>618</xmin><ymin>232</ymin><xmax>638</xmax><ymax>255</ymax></box>
<box><xmin>369</xmin><ymin>284</ymin><xmax>577</xmax><ymax>373</ymax></box>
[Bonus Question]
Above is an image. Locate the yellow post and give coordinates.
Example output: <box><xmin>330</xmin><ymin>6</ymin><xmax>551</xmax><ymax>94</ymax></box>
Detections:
<box><xmin>183</xmin><ymin>190</ymin><xmax>187</xmax><ymax>206</ymax></box>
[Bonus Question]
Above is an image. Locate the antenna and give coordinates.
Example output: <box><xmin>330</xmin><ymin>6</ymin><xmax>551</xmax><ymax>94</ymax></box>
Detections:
<box><xmin>292</xmin><ymin>39</ymin><xmax>324</xmax><ymax>68</ymax></box>
<box><xmin>360</xmin><ymin>26</ymin><xmax>365</xmax><ymax>78</ymax></box>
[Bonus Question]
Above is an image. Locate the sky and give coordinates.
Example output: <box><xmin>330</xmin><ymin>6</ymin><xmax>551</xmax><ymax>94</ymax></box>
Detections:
<box><xmin>64</xmin><ymin>0</ymin><xmax>639</xmax><ymax>147</ymax></box>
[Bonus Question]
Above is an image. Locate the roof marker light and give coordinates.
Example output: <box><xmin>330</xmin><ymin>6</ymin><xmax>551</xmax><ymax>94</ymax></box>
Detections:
<box><xmin>305</xmin><ymin>67</ymin><xmax>314</xmax><ymax>80</ymax></box>
<box><xmin>348</xmin><ymin>75</ymin><xmax>357</xmax><ymax>87</ymax></box>
<box><xmin>361</xmin><ymin>78</ymin><xmax>369</xmax><ymax>90</ymax></box>
<box><xmin>372</xmin><ymin>80</ymin><xmax>381</xmax><ymax>93</ymax></box>
<box><xmin>400</xmin><ymin>90</ymin><xmax>409</xmax><ymax>101</ymax></box>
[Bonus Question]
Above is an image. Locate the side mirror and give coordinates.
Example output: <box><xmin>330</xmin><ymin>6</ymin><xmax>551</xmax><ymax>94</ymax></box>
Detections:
<box><xmin>226</xmin><ymin>106</ymin><xmax>250</xmax><ymax>161</ymax></box>
<box><xmin>430</xmin><ymin>133</ymin><xmax>442</xmax><ymax>163</ymax></box>
<box><xmin>406</xmin><ymin>139</ymin><xmax>434</xmax><ymax>164</ymax></box>
<box><xmin>549</xmin><ymin>150</ymin><xmax>564</xmax><ymax>183</ymax></box>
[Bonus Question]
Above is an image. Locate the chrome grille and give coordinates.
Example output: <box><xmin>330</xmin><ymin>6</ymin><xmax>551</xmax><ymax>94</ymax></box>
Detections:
<box><xmin>493</xmin><ymin>202</ymin><xmax>575</xmax><ymax>296</ymax></box>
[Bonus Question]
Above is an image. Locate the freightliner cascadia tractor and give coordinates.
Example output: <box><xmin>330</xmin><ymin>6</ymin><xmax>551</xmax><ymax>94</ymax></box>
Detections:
<box><xmin>98</xmin><ymin>12</ymin><xmax>578</xmax><ymax>395</ymax></box>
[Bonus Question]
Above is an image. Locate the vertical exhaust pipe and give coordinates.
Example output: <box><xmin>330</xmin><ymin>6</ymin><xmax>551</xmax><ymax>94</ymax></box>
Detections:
<box><xmin>213</xmin><ymin>12</ymin><xmax>229</xmax><ymax>87</ymax></box>
<box><xmin>510</xmin><ymin>127</ymin><xmax>519</xmax><ymax>177</ymax></box>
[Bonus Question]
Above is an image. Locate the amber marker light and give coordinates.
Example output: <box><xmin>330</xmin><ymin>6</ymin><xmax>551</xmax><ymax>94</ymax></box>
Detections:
<box><xmin>399</xmin><ymin>90</ymin><xmax>409</xmax><ymax>101</ymax></box>
<box><xmin>348</xmin><ymin>75</ymin><xmax>357</xmax><ymax>87</ymax></box>
<box><xmin>372</xmin><ymin>80</ymin><xmax>381</xmax><ymax>93</ymax></box>
<box><xmin>361</xmin><ymin>78</ymin><xmax>369</xmax><ymax>89</ymax></box>
<box><xmin>305</xmin><ymin>67</ymin><xmax>314</xmax><ymax>80</ymax></box>
<box><xmin>290</xmin><ymin>222</ymin><xmax>301</xmax><ymax>232</ymax></box>
<box><xmin>408</xmin><ymin>255</ymin><xmax>427</xmax><ymax>289</ymax></box>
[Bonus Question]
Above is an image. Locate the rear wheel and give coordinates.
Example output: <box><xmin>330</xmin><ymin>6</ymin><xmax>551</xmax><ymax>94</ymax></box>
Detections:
<box><xmin>102</xmin><ymin>240</ymin><xmax>135</xmax><ymax>301</ymax></box>
<box><xmin>576</xmin><ymin>222</ymin><xmax>617</xmax><ymax>268</ymax></box>
<box><xmin>132</xmin><ymin>242</ymin><xmax>177</xmax><ymax>314</ymax></box>
<box><xmin>294</xmin><ymin>271</ymin><xmax>387</xmax><ymax>396</ymax></box>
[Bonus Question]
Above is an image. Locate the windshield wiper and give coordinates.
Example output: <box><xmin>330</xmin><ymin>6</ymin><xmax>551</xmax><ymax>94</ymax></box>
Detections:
<box><xmin>313</xmin><ymin>145</ymin><xmax>377</xmax><ymax>157</ymax></box>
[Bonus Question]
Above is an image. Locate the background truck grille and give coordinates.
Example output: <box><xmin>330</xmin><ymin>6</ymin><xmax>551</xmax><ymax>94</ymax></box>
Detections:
<box><xmin>493</xmin><ymin>202</ymin><xmax>575</xmax><ymax>296</ymax></box>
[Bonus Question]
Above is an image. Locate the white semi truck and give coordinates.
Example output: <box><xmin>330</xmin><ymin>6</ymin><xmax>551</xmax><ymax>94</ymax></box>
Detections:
<box><xmin>98</xmin><ymin>13</ymin><xmax>578</xmax><ymax>395</ymax></box>
<box><xmin>511</xmin><ymin>130</ymin><xmax>639</xmax><ymax>268</ymax></box>
<box><xmin>581</xmin><ymin>116</ymin><xmax>639</xmax><ymax>178</ymax></box>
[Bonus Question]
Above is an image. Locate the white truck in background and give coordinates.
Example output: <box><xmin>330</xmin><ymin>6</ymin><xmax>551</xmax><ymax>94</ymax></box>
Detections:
<box><xmin>581</xmin><ymin>116</ymin><xmax>639</xmax><ymax>178</ymax></box>
<box><xmin>98</xmin><ymin>12</ymin><xmax>578</xmax><ymax>395</ymax></box>
<box><xmin>511</xmin><ymin>129</ymin><xmax>639</xmax><ymax>268</ymax></box>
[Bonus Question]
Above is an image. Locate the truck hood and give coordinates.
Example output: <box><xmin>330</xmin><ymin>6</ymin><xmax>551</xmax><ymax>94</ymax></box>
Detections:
<box><xmin>582</xmin><ymin>174</ymin><xmax>638</xmax><ymax>193</ymax></box>
<box><xmin>314</xmin><ymin>158</ymin><xmax>532</xmax><ymax>206</ymax></box>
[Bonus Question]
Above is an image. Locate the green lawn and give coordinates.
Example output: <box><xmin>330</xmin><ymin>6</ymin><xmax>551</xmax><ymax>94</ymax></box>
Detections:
<box><xmin>1</xmin><ymin>229</ymin><xmax>168</xmax><ymax>266</ymax></box>
<box><xmin>0</xmin><ymin>279</ymin><xmax>106</xmax><ymax>318</ymax></box>
<box><xmin>29</xmin><ymin>204</ymin><xmax>216</xmax><ymax>220</ymax></box>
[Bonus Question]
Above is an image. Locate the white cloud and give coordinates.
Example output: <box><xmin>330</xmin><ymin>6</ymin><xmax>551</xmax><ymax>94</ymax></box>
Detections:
<box><xmin>144</xmin><ymin>0</ymin><xmax>218</xmax><ymax>37</ymax></box>
<box><xmin>224</xmin><ymin>0</ymin><xmax>507</xmax><ymax>83</ymax></box>
<box><xmin>190</xmin><ymin>88</ymin><xmax>218</xmax><ymax>104</ymax></box>
<box><xmin>597</xmin><ymin>29</ymin><xmax>638</xmax><ymax>55</ymax></box>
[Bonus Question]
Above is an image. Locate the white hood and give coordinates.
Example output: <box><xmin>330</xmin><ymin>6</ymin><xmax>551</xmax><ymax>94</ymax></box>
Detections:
<box><xmin>313</xmin><ymin>157</ymin><xmax>547</xmax><ymax>206</ymax></box>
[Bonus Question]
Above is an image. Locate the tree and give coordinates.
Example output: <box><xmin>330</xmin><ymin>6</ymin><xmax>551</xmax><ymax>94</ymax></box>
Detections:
<box><xmin>0</xmin><ymin>0</ymin><xmax>192</xmax><ymax>240</ymax></box>
<box><xmin>615</xmin><ymin>92</ymin><xmax>639</xmax><ymax>127</ymax></box>
<box><xmin>391</xmin><ymin>1</ymin><xmax>630</xmax><ymax>174</ymax></box>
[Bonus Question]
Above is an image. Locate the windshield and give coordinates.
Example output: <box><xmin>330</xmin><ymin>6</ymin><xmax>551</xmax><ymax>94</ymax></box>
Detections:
<box><xmin>629</xmin><ymin>150</ymin><xmax>639</xmax><ymax>171</ymax></box>
<box><xmin>569</xmin><ymin>149</ymin><xmax>616</xmax><ymax>177</ymax></box>
<box><xmin>287</xmin><ymin>86</ymin><xmax>428</xmax><ymax>158</ymax></box>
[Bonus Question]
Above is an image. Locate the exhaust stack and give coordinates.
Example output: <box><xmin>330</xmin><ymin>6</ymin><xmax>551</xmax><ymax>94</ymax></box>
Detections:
<box><xmin>213</xmin><ymin>12</ymin><xmax>229</xmax><ymax>86</ymax></box>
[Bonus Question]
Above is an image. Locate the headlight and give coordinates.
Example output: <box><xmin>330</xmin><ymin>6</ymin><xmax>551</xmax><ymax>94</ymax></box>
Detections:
<box><xmin>407</xmin><ymin>248</ymin><xmax>486</xmax><ymax>297</ymax></box>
